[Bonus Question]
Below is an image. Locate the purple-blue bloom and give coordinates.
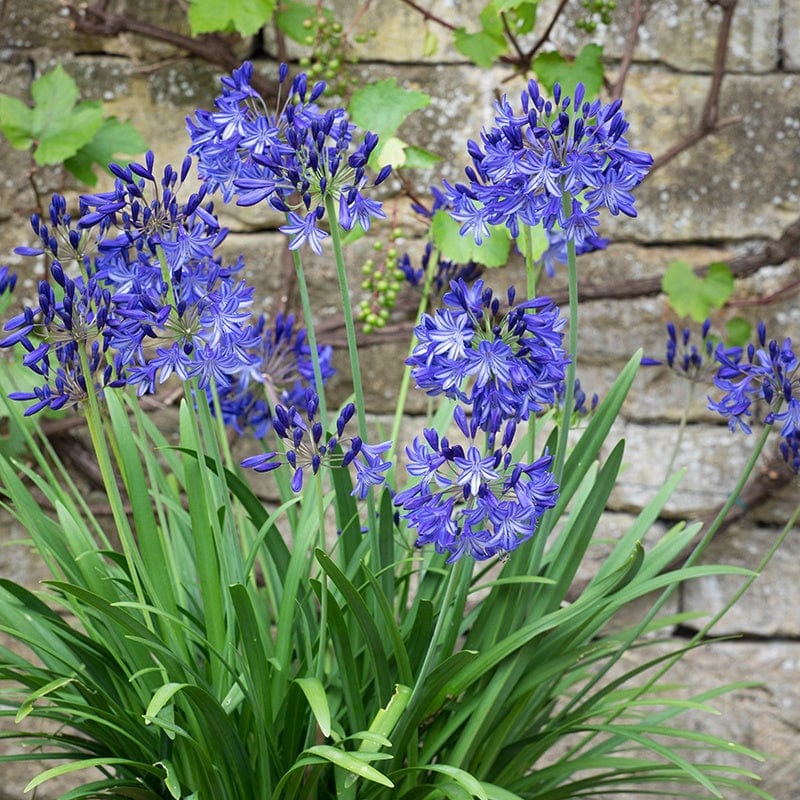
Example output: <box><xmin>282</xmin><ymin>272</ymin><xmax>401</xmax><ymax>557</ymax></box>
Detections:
<box><xmin>241</xmin><ymin>389</ymin><xmax>391</xmax><ymax>499</ymax></box>
<box><xmin>187</xmin><ymin>62</ymin><xmax>388</xmax><ymax>253</ymax></box>
<box><xmin>395</xmin><ymin>409</ymin><xmax>558</xmax><ymax>562</ymax></box>
<box><xmin>643</xmin><ymin>319</ymin><xmax>717</xmax><ymax>382</ymax></box>
<box><xmin>407</xmin><ymin>277</ymin><xmax>568</xmax><ymax>440</ymax></box>
<box><xmin>212</xmin><ymin>313</ymin><xmax>334</xmax><ymax>438</ymax></box>
<box><xmin>707</xmin><ymin>322</ymin><xmax>799</xmax><ymax>471</ymax></box>
<box><xmin>1</xmin><ymin>154</ymin><xmax>262</xmax><ymax>411</ymax></box>
<box><xmin>445</xmin><ymin>80</ymin><xmax>652</xmax><ymax>249</ymax></box>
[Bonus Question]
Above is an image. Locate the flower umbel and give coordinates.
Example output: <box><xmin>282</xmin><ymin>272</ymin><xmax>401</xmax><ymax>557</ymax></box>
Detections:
<box><xmin>241</xmin><ymin>388</ymin><xmax>391</xmax><ymax>499</ymax></box>
<box><xmin>187</xmin><ymin>61</ymin><xmax>390</xmax><ymax>254</ymax></box>
<box><xmin>708</xmin><ymin>322</ymin><xmax>799</xmax><ymax>471</ymax></box>
<box><xmin>445</xmin><ymin>80</ymin><xmax>652</xmax><ymax>248</ymax></box>
<box><xmin>407</xmin><ymin>278</ymin><xmax>569</xmax><ymax>440</ymax></box>
<box><xmin>394</xmin><ymin>407</ymin><xmax>558</xmax><ymax>562</ymax></box>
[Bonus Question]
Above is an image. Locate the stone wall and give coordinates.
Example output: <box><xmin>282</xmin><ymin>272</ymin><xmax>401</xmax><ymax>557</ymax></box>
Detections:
<box><xmin>0</xmin><ymin>0</ymin><xmax>798</xmax><ymax>797</ymax></box>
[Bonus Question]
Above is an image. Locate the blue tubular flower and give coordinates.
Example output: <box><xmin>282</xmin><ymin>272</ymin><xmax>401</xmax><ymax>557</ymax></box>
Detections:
<box><xmin>4</xmin><ymin>160</ymin><xmax>260</xmax><ymax>408</ymax></box>
<box><xmin>187</xmin><ymin>61</ymin><xmax>388</xmax><ymax>252</ymax></box>
<box><xmin>212</xmin><ymin>312</ymin><xmax>334</xmax><ymax>438</ymax></box>
<box><xmin>241</xmin><ymin>389</ymin><xmax>391</xmax><ymax>499</ymax></box>
<box><xmin>707</xmin><ymin>322</ymin><xmax>799</xmax><ymax>471</ymax></box>
<box><xmin>445</xmin><ymin>80</ymin><xmax>652</xmax><ymax>248</ymax></box>
<box><xmin>643</xmin><ymin>319</ymin><xmax>717</xmax><ymax>382</ymax></box>
<box><xmin>395</xmin><ymin>410</ymin><xmax>558</xmax><ymax>562</ymax></box>
<box><xmin>0</xmin><ymin>266</ymin><xmax>126</xmax><ymax>415</ymax></box>
<box><xmin>407</xmin><ymin>278</ymin><xmax>568</xmax><ymax>439</ymax></box>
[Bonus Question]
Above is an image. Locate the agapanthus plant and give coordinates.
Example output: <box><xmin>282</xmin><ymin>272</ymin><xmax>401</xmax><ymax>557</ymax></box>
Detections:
<box><xmin>407</xmin><ymin>278</ymin><xmax>568</xmax><ymax>438</ymax></box>
<box><xmin>709</xmin><ymin>321</ymin><xmax>799</xmax><ymax>470</ymax></box>
<box><xmin>0</xmin><ymin>59</ymin><xmax>791</xmax><ymax>800</ymax></box>
<box><xmin>395</xmin><ymin>407</ymin><xmax>558</xmax><ymax>561</ymax></box>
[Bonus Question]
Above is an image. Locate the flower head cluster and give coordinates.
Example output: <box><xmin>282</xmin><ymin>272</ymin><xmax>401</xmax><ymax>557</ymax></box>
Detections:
<box><xmin>187</xmin><ymin>61</ymin><xmax>390</xmax><ymax>254</ymax></box>
<box><xmin>643</xmin><ymin>320</ymin><xmax>717</xmax><ymax>382</ymax></box>
<box><xmin>1</xmin><ymin>153</ymin><xmax>328</xmax><ymax>416</ymax></box>
<box><xmin>445</xmin><ymin>80</ymin><xmax>652</xmax><ymax>248</ymax></box>
<box><xmin>407</xmin><ymin>277</ymin><xmax>568</xmax><ymax>440</ymax></box>
<box><xmin>394</xmin><ymin>407</ymin><xmax>558</xmax><ymax>561</ymax></box>
<box><xmin>708</xmin><ymin>322</ymin><xmax>799</xmax><ymax>471</ymax></box>
<box><xmin>1</xmin><ymin>262</ymin><xmax>126</xmax><ymax>415</ymax></box>
<box><xmin>212</xmin><ymin>312</ymin><xmax>334</xmax><ymax>438</ymax></box>
<box><xmin>241</xmin><ymin>389</ymin><xmax>391</xmax><ymax>499</ymax></box>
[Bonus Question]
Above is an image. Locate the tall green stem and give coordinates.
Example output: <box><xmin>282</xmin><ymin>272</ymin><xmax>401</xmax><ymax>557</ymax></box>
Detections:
<box><xmin>520</xmin><ymin>224</ymin><xmax>539</xmax><ymax>464</ymax></box>
<box><xmin>324</xmin><ymin>196</ymin><xmax>368</xmax><ymax>441</ymax></box>
<box><xmin>289</xmin><ymin>244</ymin><xmax>329</xmax><ymax>428</ymax></box>
<box><xmin>664</xmin><ymin>381</ymin><xmax>695</xmax><ymax>481</ymax></box>
<box><xmin>324</xmin><ymin>196</ymin><xmax>378</xmax><ymax>546</ymax></box>
<box><xmin>77</xmin><ymin>350</ymin><xmax>149</xmax><ymax>618</ymax></box>
<box><xmin>387</xmin><ymin>249</ymin><xmax>439</xmax><ymax>471</ymax></box>
<box><xmin>552</xmin><ymin>195</ymin><xmax>579</xmax><ymax>486</ymax></box>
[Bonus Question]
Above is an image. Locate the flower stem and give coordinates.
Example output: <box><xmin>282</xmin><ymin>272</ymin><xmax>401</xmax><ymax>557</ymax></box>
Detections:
<box><xmin>664</xmin><ymin>381</ymin><xmax>695</xmax><ymax>481</ymax></box>
<box><xmin>387</xmin><ymin>249</ymin><xmax>439</xmax><ymax>471</ymax></box>
<box><xmin>77</xmin><ymin>350</ymin><xmax>149</xmax><ymax>619</ymax></box>
<box><xmin>289</xmin><ymin>244</ymin><xmax>329</xmax><ymax>429</ymax></box>
<box><xmin>324</xmin><ymin>195</ymin><xmax>378</xmax><ymax>543</ymax></box>
<box><xmin>552</xmin><ymin>195</ymin><xmax>579</xmax><ymax>486</ymax></box>
<box><xmin>324</xmin><ymin>195</ymin><xmax>368</xmax><ymax>441</ymax></box>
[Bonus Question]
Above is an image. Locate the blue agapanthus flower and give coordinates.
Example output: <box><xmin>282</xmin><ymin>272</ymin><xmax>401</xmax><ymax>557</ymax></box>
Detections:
<box><xmin>241</xmin><ymin>389</ymin><xmax>391</xmax><ymax>500</ymax></box>
<box><xmin>0</xmin><ymin>155</ymin><xmax>286</xmax><ymax>413</ymax></box>
<box><xmin>445</xmin><ymin>80</ymin><xmax>652</xmax><ymax>248</ymax></box>
<box><xmin>394</xmin><ymin>407</ymin><xmax>558</xmax><ymax>561</ymax></box>
<box><xmin>407</xmin><ymin>278</ymin><xmax>568</xmax><ymax>440</ymax></box>
<box><xmin>707</xmin><ymin>322</ymin><xmax>799</xmax><ymax>471</ymax></box>
<box><xmin>212</xmin><ymin>312</ymin><xmax>334</xmax><ymax>438</ymax></box>
<box><xmin>187</xmin><ymin>61</ymin><xmax>391</xmax><ymax>254</ymax></box>
<box><xmin>643</xmin><ymin>319</ymin><xmax>718</xmax><ymax>382</ymax></box>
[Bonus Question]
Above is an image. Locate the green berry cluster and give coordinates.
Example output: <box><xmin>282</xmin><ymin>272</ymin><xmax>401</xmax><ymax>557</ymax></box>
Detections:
<box><xmin>576</xmin><ymin>0</ymin><xmax>616</xmax><ymax>33</ymax></box>
<box><xmin>357</xmin><ymin>228</ymin><xmax>406</xmax><ymax>334</ymax></box>
<box><xmin>297</xmin><ymin>15</ymin><xmax>377</xmax><ymax>97</ymax></box>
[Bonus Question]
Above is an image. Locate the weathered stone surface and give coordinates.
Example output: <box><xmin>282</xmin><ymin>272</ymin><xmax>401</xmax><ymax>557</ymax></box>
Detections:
<box><xmin>682</xmin><ymin>517</ymin><xmax>800</xmax><ymax>637</ymax></box>
<box><xmin>274</xmin><ymin>0</ymin><xmax>781</xmax><ymax>74</ymax></box>
<box><xmin>0</xmin><ymin>0</ymin><xmax>199</xmax><ymax>60</ymax></box>
<box><xmin>598</xmin><ymin>639</ymin><xmax>800</xmax><ymax>800</ymax></box>
<box><xmin>785</xmin><ymin>0</ymin><xmax>800</xmax><ymax>71</ymax></box>
<box><xmin>606</xmin><ymin>420</ymin><xmax>760</xmax><ymax>517</ymax></box>
<box><xmin>553</xmin><ymin>0</ymin><xmax>781</xmax><ymax>74</ymax></box>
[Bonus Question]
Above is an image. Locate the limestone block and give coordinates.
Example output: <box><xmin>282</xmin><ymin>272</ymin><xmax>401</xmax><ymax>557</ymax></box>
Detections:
<box><xmin>623</xmin><ymin>69</ymin><xmax>800</xmax><ymax>243</ymax></box>
<box><xmin>269</xmin><ymin>0</ymin><xmax>780</xmax><ymax>74</ymax></box>
<box><xmin>786</xmin><ymin>0</ymin><xmax>800</xmax><ymax>71</ymax></box>
<box><xmin>0</xmin><ymin>0</ymin><xmax>210</xmax><ymax>61</ymax></box>
<box><xmin>682</xmin><ymin>518</ymin><xmax>800</xmax><ymax>637</ymax></box>
<box><xmin>552</xmin><ymin>0</ymin><xmax>780</xmax><ymax>74</ymax></box>
<box><xmin>605</xmin><ymin>419</ymin><xmax>760</xmax><ymax>517</ymax></box>
<box><xmin>604</xmin><ymin>640</ymin><xmax>800</xmax><ymax>800</ymax></box>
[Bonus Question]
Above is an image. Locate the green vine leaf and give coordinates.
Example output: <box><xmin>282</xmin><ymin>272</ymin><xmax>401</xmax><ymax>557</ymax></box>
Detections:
<box><xmin>662</xmin><ymin>260</ymin><xmax>734</xmax><ymax>322</ymax></box>
<box><xmin>533</xmin><ymin>43</ymin><xmax>604</xmax><ymax>99</ymax></box>
<box><xmin>188</xmin><ymin>0</ymin><xmax>276</xmax><ymax>37</ymax></box>
<box><xmin>454</xmin><ymin>7</ymin><xmax>507</xmax><ymax>69</ymax></box>
<box><xmin>431</xmin><ymin>210</ymin><xmax>511</xmax><ymax>268</ymax></box>
<box><xmin>349</xmin><ymin>79</ymin><xmax>431</xmax><ymax>168</ymax></box>
<box><xmin>725</xmin><ymin>317</ymin><xmax>752</xmax><ymax>347</ymax></box>
<box><xmin>0</xmin><ymin>66</ymin><xmax>104</xmax><ymax>166</ymax></box>
<box><xmin>0</xmin><ymin>94</ymin><xmax>34</xmax><ymax>149</ymax></box>
<box><xmin>64</xmin><ymin>117</ymin><xmax>148</xmax><ymax>186</ymax></box>
<box><xmin>489</xmin><ymin>0</ymin><xmax>538</xmax><ymax>36</ymax></box>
